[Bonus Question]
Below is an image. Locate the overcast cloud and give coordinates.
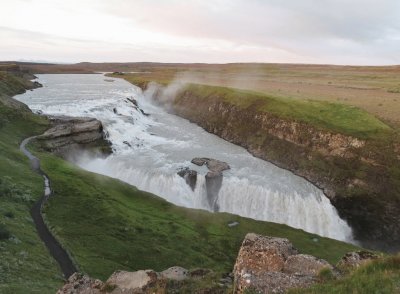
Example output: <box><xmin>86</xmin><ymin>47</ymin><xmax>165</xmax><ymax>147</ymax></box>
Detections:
<box><xmin>0</xmin><ymin>0</ymin><xmax>399</xmax><ymax>64</ymax></box>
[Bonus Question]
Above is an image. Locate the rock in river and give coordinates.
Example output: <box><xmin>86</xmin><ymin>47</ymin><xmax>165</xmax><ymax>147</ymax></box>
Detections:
<box><xmin>191</xmin><ymin>157</ymin><xmax>230</xmax><ymax>212</ymax></box>
<box><xmin>177</xmin><ymin>167</ymin><xmax>197</xmax><ymax>191</ymax></box>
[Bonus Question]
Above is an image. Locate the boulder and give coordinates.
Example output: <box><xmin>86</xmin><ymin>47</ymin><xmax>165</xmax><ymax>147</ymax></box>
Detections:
<box><xmin>105</xmin><ymin>270</ymin><xmax>166</xmax><ymax>293</ymax></box>
<box><xmin>160</xmin><ymin>266</ymin><xmax>188</xmax><ymax>281</ymax></box>
<box><xmin>238</xmin><ymin>272</ymin><xmax>314</xmax><ymax>294</ymax></box>
<box><xmin>337</xmin><ymin>251</ymin><xmax>379</xmax><ymax>270</ymax></box>
<box><xmin>191</xmin><ymin>157</ymin><xmax>230</xmax><ymax>211</ymax></box>
<box><xmin>56</xmin><ymin>272</ymin><xmax>103</xmax><ymax>294</ymax></box>
<box><xmin>233</xmin><ymin>233</ymin><xmax>332</xmax><ymax>293</ymax></box>
<box><xmin>191</xmin><ymin>157</ymin><xmax>209</xmax><ymax>166</ymax></box>
<box><xmin>191</xmin><ymin>157</ymin><xmax>230</xmax><ymax>173</ymax></box>
<box><xmin>234</xmin><ymin>234</ymin><xmax>298</xmax><ymax>275</ymax></box>
<box><xmin>37</xmin><ymin>116</ymin><xmax>111</xmax><ymax>157</ymax></box>
<box><xmin>283</xmin><ymin>254</ymin><xmax>333</xmax><ymax>276</ymax></box>
<box><xmin>177</xmin><ymin>168</ymin><xmax>197</xmax><ymax>191</ymax></box>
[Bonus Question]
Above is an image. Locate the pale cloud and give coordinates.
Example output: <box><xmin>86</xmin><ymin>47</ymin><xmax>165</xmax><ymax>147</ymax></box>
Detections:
<box><xmin>0</xmin><ymin>0</ymin><xmax>399</xmax><ymax>64</ymax></box>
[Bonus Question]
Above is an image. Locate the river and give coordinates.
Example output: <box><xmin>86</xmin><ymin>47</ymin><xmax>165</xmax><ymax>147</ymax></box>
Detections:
<box><xmin>15</xmin><ymin>74</ymin><xmax>353</xmax><ymax>242</ymax></box>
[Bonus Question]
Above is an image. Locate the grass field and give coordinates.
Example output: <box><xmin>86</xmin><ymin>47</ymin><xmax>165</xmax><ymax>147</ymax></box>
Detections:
<box><xmin>56</xmin><ymin>62</ymin><xmax>400</xmax><ymax>127</ymax></box>
<box><xmin>290</xmin><ymin>254</ymin><xmax>400</xmax><ymax>294</ymax></box>
<box><xmin>15</xmin><ymin>61</ymin><xmax>400</xmax><ymax>125</ymax></box>
<box><xmin>174</xmin><ymin>84</ymin><xmax>391</xmax><ymax>139</ymax></box>
<box><xmin>0</xmin><ymin>72</ymin><xmax>62</xmax><ymax>293</ymax></box>
<box><xmin>35</xmin><ymin>149</ymin><xmax>358</xmax><ymax>281</ymax></box>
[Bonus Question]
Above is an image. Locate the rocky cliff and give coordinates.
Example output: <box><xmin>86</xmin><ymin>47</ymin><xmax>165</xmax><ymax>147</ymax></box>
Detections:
<box><xmin>142</xmin><ymin>82</ymin><xmax>400</xmax><ymax>251</ymax></box>
<box><xmin>37</xmin><ymin>116</ymin><xmax>112</xmax><ymax>158</ymax></box>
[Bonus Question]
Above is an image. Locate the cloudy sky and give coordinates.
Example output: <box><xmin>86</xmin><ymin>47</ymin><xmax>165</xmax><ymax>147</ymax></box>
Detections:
<box><xmin>0</xmin><ymin>0</ymin><xmax>399</xmax><ymax>65</ymax></box>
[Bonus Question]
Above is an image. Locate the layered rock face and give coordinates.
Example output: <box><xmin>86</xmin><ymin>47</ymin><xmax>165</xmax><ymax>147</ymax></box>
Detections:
<box><xmin>37</xmin><ymin>116</ymin><xmax>111</xmax><ymax>158</ymax></box>
<box><xmin>233</xmin><ymin>233</ymin><xmax>333</xmax><ymax>293</ymax></box>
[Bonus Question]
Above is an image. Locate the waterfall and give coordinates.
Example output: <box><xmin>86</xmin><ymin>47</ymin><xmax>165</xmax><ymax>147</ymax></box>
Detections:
<box><xmin>15</xmin><ymin>74</ymin><xmax>354</xmax><ymax>243</ymax></box>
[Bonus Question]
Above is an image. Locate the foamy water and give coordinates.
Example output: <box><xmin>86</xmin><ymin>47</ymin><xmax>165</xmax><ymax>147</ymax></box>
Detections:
<box><xmin>15</xmin><ymin>74</ymin><xmax>354</xmax><ymax>242</ymax></box>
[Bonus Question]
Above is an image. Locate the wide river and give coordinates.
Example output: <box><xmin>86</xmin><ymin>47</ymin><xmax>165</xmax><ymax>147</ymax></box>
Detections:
<box><xmin>16</xmin><ymin>74</ymin><xmax>353</xmax><ymax>242</ymax></box>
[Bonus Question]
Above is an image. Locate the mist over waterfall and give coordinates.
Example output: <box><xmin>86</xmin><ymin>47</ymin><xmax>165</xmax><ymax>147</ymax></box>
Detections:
<box><xmin>15</xmin><ymin>74</ymin><xmax>354</xmax><ymax>242</ymax></box>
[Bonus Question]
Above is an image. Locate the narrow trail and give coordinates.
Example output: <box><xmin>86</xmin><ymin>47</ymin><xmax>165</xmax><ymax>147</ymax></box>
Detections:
<box><xmin>20</xmin><ymin>136</ymin><xmax>77</xmax><ymax>278</ymax></box>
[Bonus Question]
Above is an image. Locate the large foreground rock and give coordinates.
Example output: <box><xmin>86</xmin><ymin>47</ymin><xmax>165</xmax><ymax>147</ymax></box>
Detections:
<box><xmin>38</xmin><ymin>116</ymin><xmax>111</xmax><ymax>157</ymax></box>
<box><xmin>233</xmin><ymin>233</ymin><xmax>333</xmax><ymax>293</ymax></box>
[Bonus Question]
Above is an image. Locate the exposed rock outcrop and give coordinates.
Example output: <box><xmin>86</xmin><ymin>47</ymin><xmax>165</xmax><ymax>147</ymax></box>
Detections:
<box><xmin>57</xmin><ymin>267</ymin><xmax>192</xmax><ymax>294</ymax></box>
<box><xmin>160</xmin><ymin>266</ymin><xmax>189</xmax><ymax>281</ymax></box>
<box><xmin>177</xmin><ymin>168</ymin><xmax>197</xmax><ymax>191</ymax></box>
<box><xmin>56</xmin><ymin>273</ymin><xmax>104</xmax><ymax>294</ymax></box>
<box><xmin>191</xmin><ymin>157</ymin><xmax>230</xmax><ymax>211</ymax></box>
<box><xmin>191</xmin><ymin>157</ymin><xmax>230</xmax><ymax>173</ymax></box>
<box><xmin>37</xmin><ymin>116</ymin><xmax>111</xmax><ymax>158</ymax></box>
<box><xmin>336</xmin><ymin>251</ymin><xmax>379</xmax><ymax>270</ymax></box>
<box><xmin>233</xmin><ymin>233</ymin><xmax>332</xmax><ymax>293</ymax></box>
<box><xmin>283</xmin><ymin>254</ymin><xmax>333</xmax><ymax>276</ymax></box>
<box><xmin>106</xmin><ymin>270</ymin><xmax>166</xmax><ymax>293</ymax></box>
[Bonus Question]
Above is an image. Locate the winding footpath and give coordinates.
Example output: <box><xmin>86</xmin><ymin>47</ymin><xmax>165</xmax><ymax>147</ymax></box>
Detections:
<box><xmin>20</xmin><ymin>136</ymin><xmax>77</xmax><ymax>278</ymax></box>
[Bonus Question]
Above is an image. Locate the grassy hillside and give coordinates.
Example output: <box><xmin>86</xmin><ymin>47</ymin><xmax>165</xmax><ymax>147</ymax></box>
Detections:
<box><xmin>290</xmin><ymin>254</ymin><xmax>400</xmax><ymax>294</ymax></box>
<box><xmin>0</xmin><ymin>71</ymin><xmax>62</xmax><ymax>293</ymax></box>
<box><xmin>35</xmin><ymin>150</ymin><xmax>358</xmax><ymax>281</ymax></box>
<box><xmin>176</xmin><ymin>84</ymin><xmax>391</xmax><ymax>139</ymax></box>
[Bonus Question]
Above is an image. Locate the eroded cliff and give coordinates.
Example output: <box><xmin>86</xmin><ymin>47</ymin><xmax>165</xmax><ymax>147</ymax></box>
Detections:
<box><xmin>144</xmin><ymin>82</ymin><xmax>400</xmax><ymax>251</ymax></box>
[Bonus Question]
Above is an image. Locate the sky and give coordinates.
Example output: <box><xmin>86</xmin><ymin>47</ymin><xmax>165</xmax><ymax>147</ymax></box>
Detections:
<box><xmin>0</xmin><ymin>0</ymin><xmax>399</xmax><ymax>65</ymax></box>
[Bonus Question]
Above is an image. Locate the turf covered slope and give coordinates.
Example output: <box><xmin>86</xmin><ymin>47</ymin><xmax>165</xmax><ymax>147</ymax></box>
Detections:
<box><xmin>290</xmin><ymin>254</ymin><xmax>400</xmax><ymax>294</ymax></box>
<box><xmin>0</xmin><ymin>69</ymin><xmax>61</xmax><ymax>293</ymax></box>
<box><xmin>37</xmin><ymin>151</ymin><xmax>358</xmax><ymax>281</ymax></box>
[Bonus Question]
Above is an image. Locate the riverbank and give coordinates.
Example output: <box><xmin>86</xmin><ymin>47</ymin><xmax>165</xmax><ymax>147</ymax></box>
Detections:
<box><xmin>112</xmin><ymin>73</ymin><xmax>400</xmax><ymax>251</ymax></box>
<box><xmin>0</xmin><ymin>69</ymin><xmax>62</xmax><ymax>292</ymax></box>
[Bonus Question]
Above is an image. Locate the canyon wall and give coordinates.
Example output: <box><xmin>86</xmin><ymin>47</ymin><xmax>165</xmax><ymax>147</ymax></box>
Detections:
<box><xmin>146</xmin><ymin>83</ymin><xmax>400</xmax><ymax>251</ymax></box>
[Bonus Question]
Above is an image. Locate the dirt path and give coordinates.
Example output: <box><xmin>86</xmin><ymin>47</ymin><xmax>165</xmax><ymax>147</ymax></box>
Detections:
<box><xmin>20</xmin><ymin>136</ymin><xmax>77</xmax><ymax>278</ymax></box>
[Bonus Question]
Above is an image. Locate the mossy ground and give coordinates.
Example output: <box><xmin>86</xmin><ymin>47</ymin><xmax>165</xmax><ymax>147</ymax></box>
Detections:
<box><xmin>177</xmin><ymin>84</ymin><xmax>391</xmax><ymax>139</ymax></box>
<box><xmin>290</xmin><ymin>254</ymin><xmax>400</xmax><ymax>294</ymax></box>
<box><xmin>0</xmin><ymin>71</ymin><xmax>62</xmax><ymax>293</ymax></box>
<box><xmin>35</xmin><ymin>150</ymin><xmax>358</xmax><ymax>281</ymax></box>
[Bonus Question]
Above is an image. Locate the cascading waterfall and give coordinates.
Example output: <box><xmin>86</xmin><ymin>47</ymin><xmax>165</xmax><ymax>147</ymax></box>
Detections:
<box><xmin>15</xmin><ymin>74</ymin><xmax>354</xmax><ymax>243</ymax></box>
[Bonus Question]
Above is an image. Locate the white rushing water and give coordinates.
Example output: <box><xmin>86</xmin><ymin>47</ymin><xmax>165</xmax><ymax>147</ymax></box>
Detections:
<box><xmin>15</xmin><ymin>74</ymin><xmax>354</xmax><ymax>242</ymax></box>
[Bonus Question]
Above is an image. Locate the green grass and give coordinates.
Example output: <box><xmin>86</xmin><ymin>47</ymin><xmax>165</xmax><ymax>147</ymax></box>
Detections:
<box><xmin>0</xmin><ymin>73</ymin><xmax>62</xmax><ymax>293</ymax></box>
<box><xmin>290</xmin><ymin>255</ymin><xmax>400</xmax><ymax>294</ymax></box>
<box><xmin>0</xmin><ymin>71</ymin><xmax>30</xmax><ymax>97</ymax></box>
<box><xmin>177</xmin><ymin>84</ymin><xmax>391</xmax><ymax>139</ymax></box>
<box><xmin>35</xmin><ymin>150</ymin><xmax>358</xmax><ymax>281</ymax></box>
